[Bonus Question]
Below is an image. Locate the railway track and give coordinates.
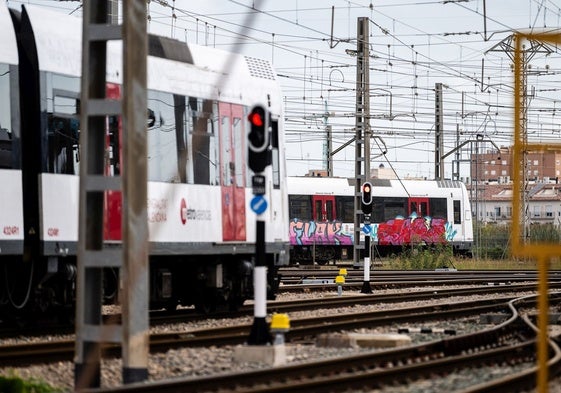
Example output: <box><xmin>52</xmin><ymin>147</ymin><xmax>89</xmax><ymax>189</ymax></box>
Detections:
<box><xmin>278</xmin><ymin>267</ymin><xmax>561</xmax><ymax>286</ymax></box>
<box><xmin>1</xmin><ymin>284</ymin><xmax>557</xmax><ymax>367</ymax></box>
<box><xmin>0</xmin><ymin>280</ymin><xmax>550</xmax><ymax>338</ymax></box>
<box><xmin>77</xmin><ymin>293</ymin><xmax>561</xmax><ymax>393</ymax></box>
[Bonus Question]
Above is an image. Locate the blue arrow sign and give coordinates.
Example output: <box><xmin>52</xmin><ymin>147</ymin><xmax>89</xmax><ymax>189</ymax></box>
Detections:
<box><xmin>362</xmin><ymin>224</ymin><xmax>372</xmax><ymax>234</ymax></box>
<box><xmin>250</xmin><ymin>195</ymin><xmax>268</xmax><ymax>215</ymax></box>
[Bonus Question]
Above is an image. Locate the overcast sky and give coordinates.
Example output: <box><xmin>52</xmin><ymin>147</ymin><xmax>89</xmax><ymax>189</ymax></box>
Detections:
<box><xmin>9</xmin><ymin>0</ymin><xmax>561</xmax><ymax>180</ymax></box>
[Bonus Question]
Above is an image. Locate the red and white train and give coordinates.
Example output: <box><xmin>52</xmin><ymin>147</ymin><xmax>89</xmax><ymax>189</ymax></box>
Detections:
<box><xmin>287</xmin><ymin>176</ymin><xmax>474</xmax><ymax>263</ymax></box>
<box><xmin>0</xmin><ymin>4</ymin><xmax>289</xmax><ymax>316</ymax></box>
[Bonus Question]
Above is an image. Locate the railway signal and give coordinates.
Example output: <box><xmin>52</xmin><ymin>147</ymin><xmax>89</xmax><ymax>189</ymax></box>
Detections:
<box><xmin>247</xmin><ymin>104</ymin><xmax>273</xmax><ymax>345</ymax></box>
<box><xmin>361</xmin><ymin>181</ymin><xmax>373</xmax><ymax>215</ymax></box>
<box><xmin>247</xmin><ymin>105</ymin><xmax>270</xmax><ymax>173</ymax></box>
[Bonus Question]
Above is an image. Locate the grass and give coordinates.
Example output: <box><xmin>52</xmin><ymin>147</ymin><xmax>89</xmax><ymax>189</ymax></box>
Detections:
<box><xmin>452</xmin><ymin>257</ymin><xmax>561</xmax><ymax>270</ymax></box>
<box><xmin>0</xmin><ymin>373</ymin><xmax>62</xmax><ymax>393</ymax></box>
<box><xmin>381</xmin><ymin>243</ymin><xmax>561</xmax><ymax>270</ymax></box>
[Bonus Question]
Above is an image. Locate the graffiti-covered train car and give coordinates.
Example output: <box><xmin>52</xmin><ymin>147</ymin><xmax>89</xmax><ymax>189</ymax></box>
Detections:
<box><xmin>287</xmin><ymin>176</ymin><xmax>473</xmax><ymax>264</ymax></box>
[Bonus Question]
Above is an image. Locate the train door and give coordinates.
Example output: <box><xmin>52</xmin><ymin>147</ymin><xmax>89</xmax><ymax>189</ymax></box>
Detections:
<box><xmin>409</xmin><ymin>197</ymin><xmax>429</xmax><ymax>218</ymax></box>
<box><xmin>311</xmin><ymin>195</ymin><xmax>335</xmax><ymax>222</ymax></box>
<box><xmin>218</xmin><ymin>102</ymin><xmax>246</xmax><ymax>241</ymax></box>
<box><xmin>104</xmin><ymin>83</ymin><xmax>122</xmax><ymax>240</ymax></box>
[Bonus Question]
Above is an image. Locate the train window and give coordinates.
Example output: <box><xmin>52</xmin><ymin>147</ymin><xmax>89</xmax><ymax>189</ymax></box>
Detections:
<box><xmin>220</xmin><ymin>114</ymin><xmax>232</xmax><ymax>186</ymax></box>
<box><xmin>0</xmin><ymin>128</ymin><xmax>11</xmax><ymax>169</ymax></box>
<box><xmin>233</xmin><ymin>116</ymin><xmax>244</xmax><ymax>187</ymax></box>
<box><xmin>410</xmin><ymin>201</ymin><xmax>417</xmax><ymax>212</ymax></box>
<box><xmin>326</xmin><ymin>199</ymin><xmax>334</xmax><ymax>221</ymax></box>
<box><xmin>47</xmin><ymin>77</ymin><xmax>81</xmax><ymax>175</ymax></box>
<box><xmin>371</xmin><ymin>197</ymin><xmax>384</xmax><ymax>223</ymax></box>
<box><xmin>383</xmin><ymin>197</ymin><xmax>407</xmax><ymax>221</ymax></box>
<box><xmin>453</xmin><ymin>200</ymin><xmax>461</xmax><ymax>224</ymax></box>
<box><xmin>147</xmin><ymin>91</ymin><xmax>180</xmax><ymax>182</ymax></box>
<box><xmin>430</xmin><ymin>198</ymin><xmax>447</xmax><ymax>219</ymax></box>
<box><xmin>270</xmin><ymin>119</ymin><xmax>280</xmax><ymax>189</ymax></box>
<box><xmin>314</xmin><ymin>200</ymin><xmax>322</xmax><ymax>221</ymax></box>
<box><xmin>188</xmin><ymin>98</ymin><xmax>218</xmax><ymax>185</ymax></box>
<box><xmin>336</xmin><ymin>196</ymin><xmax>354</xmax><ymax>223</ymax></box>
<box><xmin>169</xmin><ymin>94</ymin><xmax>187</xmax><ymax>183</ymax></box>
<box><xmin>107</xmin><ymin>115</ymin><xmax>120</xmax><ymax>175</ymax></box>
<box><xmin>0</xmin><ymin>63</ymin><xmax>13</xmax><ymax>169</ymax></box>
<box><xmin>288</xmin><ymin>195</ymin><xmax>312</xmax><ymax>221</ymax></box>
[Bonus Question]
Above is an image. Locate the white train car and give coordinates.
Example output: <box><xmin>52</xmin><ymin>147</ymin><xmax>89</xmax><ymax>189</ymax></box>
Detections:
<box><xmin>1</xmin><ymin>4</ymin><xmax>288</xmax><ymax>315</ymax></box>
<box><xmin>287</xmin><ymin>176</ymin><xmax>473</xmax><ymax>263</ymax></box>
<box><xmin>0</xmin><ymin>4</ymin><xmax>23</xmax><ymax>257</ymax></box>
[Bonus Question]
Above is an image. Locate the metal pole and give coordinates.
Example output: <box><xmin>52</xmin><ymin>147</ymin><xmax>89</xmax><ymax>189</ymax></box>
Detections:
<box><xmin>361</xmin><ymin>214</ymin><xmax>373</xmax><ymax>294</ymax></box>
<box><xmin>353</xmin><ymin>17</ymin><xmax>369</xmax><ymax>267</ymax></box>
<box><xmin>434</xmin><ymin>82</ymin><xmax>443</xmax><ymax>180</ymax></box>
<box><xmin>75</xmin><ymin>1</ymin><xmax>110</xmax><ymax>389</ymax></box>
<box><xmin>122</xmin><ymin>0</ymin><xmax>149</xmax><ymax>384</ymax></box>
<box><xmin>248</xmin><ymin>199</ymin><xmax>271</xmax><ymax>344</ymax></box>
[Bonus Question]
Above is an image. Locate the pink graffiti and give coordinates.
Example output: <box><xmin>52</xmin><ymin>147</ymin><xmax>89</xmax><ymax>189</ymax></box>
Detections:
<box><xmin>289</xmin><ymin>219</ymin><xmax>353</xmax><ymax>246</ymax></box>
<box><xmin>377</xmin><ymin>216</ymin><xmax>446</xmax><ymax>246</ymax></box>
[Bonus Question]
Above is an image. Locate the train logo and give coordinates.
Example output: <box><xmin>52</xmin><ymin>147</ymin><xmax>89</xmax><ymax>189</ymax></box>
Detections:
<box><xmin>180</xmin><ymin>198</ymin><xmax>187</xmax><ymax>225</ymax></box>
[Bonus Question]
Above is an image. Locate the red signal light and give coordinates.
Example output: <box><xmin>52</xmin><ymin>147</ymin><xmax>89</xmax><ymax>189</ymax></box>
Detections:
<box><xmin>248</xmin><ymin>111</ymin><xmax>264</xmax><ymax>127</ymax></box>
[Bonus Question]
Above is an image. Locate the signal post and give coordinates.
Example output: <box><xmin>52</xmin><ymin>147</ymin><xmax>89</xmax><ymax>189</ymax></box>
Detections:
<box><xmin>246</xmin><ymin>105</ymin><xmax>272</xmax><ymax>345</ymax></box>
<box><xmin>360</xmin><ymin>182</ymin><xmax>373</xmax><ymax>294</ymax></box>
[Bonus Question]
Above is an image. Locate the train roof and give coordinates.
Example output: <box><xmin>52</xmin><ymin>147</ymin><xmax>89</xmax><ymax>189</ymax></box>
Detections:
<box><xmin>19</xmin><ymin>5</ymin><xmax>283</xmax><ymax>113</ymax></box>
<box><xmin>287</xmin><ymin>176</ymin><xmax>467</xmax><ymax>197</ymax></box>
<box><xmin>0</xmin><ymin>5</ymin><xmax>18</xmax><ymax>65</ymax></box>
<box><xmin>287</xmin><ymin>176</ymin><xmax>354</xmax><ymax>196</ymax></box>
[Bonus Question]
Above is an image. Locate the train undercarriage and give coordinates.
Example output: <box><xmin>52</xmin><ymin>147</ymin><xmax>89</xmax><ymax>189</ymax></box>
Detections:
<box><xmin>0</xmin><ymin>254</ymin><xmax>281</xmax><ymax>320</ymax></box>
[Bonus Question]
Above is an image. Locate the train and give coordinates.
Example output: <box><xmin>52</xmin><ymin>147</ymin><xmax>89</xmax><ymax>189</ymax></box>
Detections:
<box><xmin>0</xmin><ymin>4</ymin><xmax>289</xmax><ymax>317</ymax></box>
<box><xmin>287</xmin><ymin>176</ymin><xmax>474</xmax><ymax>264</ymax></box>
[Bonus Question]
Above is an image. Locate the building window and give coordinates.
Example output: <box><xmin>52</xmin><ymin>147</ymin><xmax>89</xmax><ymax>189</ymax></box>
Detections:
<box><xmin>534</xmin><ymin>160</ymin><xmax>539</xmax><ymax>166</ymax></box>
<box><xmin>506</xmin><ymin>206</ymin><xmax>512</xmax><ymax>217</ymax></box>
<box><xmin>501</xmin><ymin>170</ymin><xmax>507</xmax><ymax>175</ymax></box>
<box><xmin>546</xmin><ymin>205</ymin><xmax>553</xmax><ymax>217</ymax></box>
<box><xmin>490</xmin><ymin>170</ymin><xmax>496</xmax><ymax>175</ymax></box>
<box><xmin>502</xmin><ymin>160</ymin><xmax>508</xmax><ymax>165</ymax></box>
<box><xmin>533</xmin><ymin>206</ymin><xmax>540</xmax><ymax>217</ymax></box>
<box><xmin>494</xmin><ymin>207</ymin><xmax>501</xmax><ymax>217</ymax></box>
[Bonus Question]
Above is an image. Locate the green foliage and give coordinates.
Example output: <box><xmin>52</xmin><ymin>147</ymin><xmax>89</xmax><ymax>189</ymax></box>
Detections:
<box><xmin>528</xmin><ymin>223</ymin><xmax>561</xmax><ymax>243</ymax></box>
<box><xmin>388</xmin><ymin>244</ymin><xmax>454</xmax><ymax>270</ymax></box>
<box><xmin>472</xmin><ymin>222</ymin><xmax>561</xmax><ymax>260</ymax></box>
<box><xmin>0</xmin><ymin>374</ymin><xmax>62</xmax><ymax>393</ymax></box>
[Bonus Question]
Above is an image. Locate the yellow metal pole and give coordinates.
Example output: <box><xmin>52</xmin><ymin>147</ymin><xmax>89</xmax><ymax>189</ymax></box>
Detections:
<box><xmin>537</xmin><ymin>253</ymin><xmax>549</xmax><ymax>393</ymax></box>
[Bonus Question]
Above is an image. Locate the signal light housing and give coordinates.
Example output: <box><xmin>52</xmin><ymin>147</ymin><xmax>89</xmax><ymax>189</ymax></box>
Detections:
<box><xmin>247</xmin><ymin>105</ymin><xmax>270</xmax><ymax>173</ymax></box>
<box><xmin>361</xmin><ymin>181</ymin><xmax>373</xmax><ymax>214</ymax></box>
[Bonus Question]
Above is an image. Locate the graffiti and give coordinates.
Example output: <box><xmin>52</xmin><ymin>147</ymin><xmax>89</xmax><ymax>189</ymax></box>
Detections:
<box><xmin>290</xmin><ymin>215</ymin><xmax>458</xmax><ymax>247</ymax></box>
<box><xmin>289</xmin><ymin>219</ymin><xmax>353</xmax><ymax>246</ymax></box>
<box><xmin>376</xmin><ymin>213</ymin><xmax>453</xmax><ymax>246</ymax></box>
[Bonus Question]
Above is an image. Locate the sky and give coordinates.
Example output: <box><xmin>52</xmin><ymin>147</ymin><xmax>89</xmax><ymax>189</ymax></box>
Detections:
<box><xmin>8</xmin><ymin>0</ymin><xmax>561</xmax><ymax>180</ymax></box>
